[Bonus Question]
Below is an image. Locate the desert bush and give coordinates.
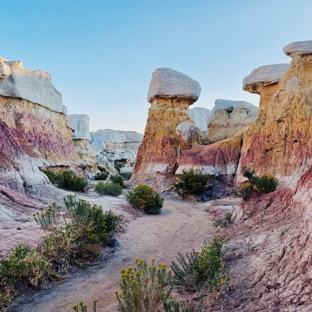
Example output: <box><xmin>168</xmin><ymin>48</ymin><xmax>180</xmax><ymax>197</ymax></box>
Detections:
<box><xmin>125</xmin><ymin>184</ymin><xmax>164</xmax><ymax>214</ymax></box>
<box><xmin>40</xmin><ymin>168</ymin><xmax>57</xmax><ymax>184</ymax></box>
<box><xmin>162</xmin><ymin>296</ymin><xmax>205</xmax><ymax>312</ymax></box>
<box><xmin>72</xmin><ymin>300</ymin><xmax>98</xmax><ymax>312</ymax></box>
<box><xmin>94</xmin><ymin>182</ymin><xmax>123</xmax><ymax>196</ymax></box>
<box><xmin>109</xmin><ymin>174</ymin><xmax>124</xmax><ymax>187</ymax></box>
<box><xmin>97</xmin><ymin>166</ymin><xmax>108</xmax><ymax>173</ymax></box>
<box><xmin>214</xmin><ymin>212</ymin><xmax>232</xmax><ymax>228</ymax></box>
<box><xmin>42</xmin><ymin>196</ymin><xmax>122</xmax><ymax>267</ymax></box>
<box><xmin>94</xmin><ymin>171</ymin><xmax>109</xmax><ymax>180</ymax></box>
<box><xmin>172</xmin><ymin>168</ymin><xmax>211</xmax><ymax>197</ymax></box>
<box><xmin>54</xmin><ymin>170</ymin><xmax>88</xmax><ymax>192</ymax></box>
<box><xmin>233</xmin><ymin>183</ymin><xmax>253</xmax><ymax>200</ymax></box>
<box><xmin>114</xmin><ymin>164</ymin><xmax>123</xmax><ymax>173</ymax></box>
<box><xmin>255</xmin><ymin>175</ymin><xmax>279</xmax><ymax>194</ymax></box>
<box><xmin>241</xmin><ymin>166</ymin><xmax>257</xmax><ymax>184</ymax></box>
<box><xmin>115</xmin><ymin>258</ymin><xmax>173</xmax><ymax>312</ymax></box>
<box><xmin>120</xmin><ymin>171</ymin><xmax>132</xmax><ymax>180</ymax></box>
<box><xmin>171</xmin><ymin>237</ymin><xmax>227</xmax><ymax>292</ymax></box>
<box><xmin>33</xmin><ymin>202</ymin><xmax>61</xmax><ymax>229</ymax></box>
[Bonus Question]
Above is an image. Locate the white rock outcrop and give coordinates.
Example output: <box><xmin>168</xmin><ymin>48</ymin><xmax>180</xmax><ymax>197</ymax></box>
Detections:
<box><xmin>283</xmin><ymin>40</ymin><xmax>312</xmax><ymax>56</ymax></box>
<box><xmin>243</xmin><ymin>64</ymin><xmax>290</xmax><ymax>92</ymax></box>
<box><xmin>147</xmin><ymin>68</ymin><xmax>201</xmax><ymax>103</ymax></box>
<box><xmin>67</xmin><ymin>114</ymin><xmax>91</xmax><ymax>140</ymax></box>
<box><xmin>207</xmin><ymin>99</ymin><xmax>258</xmax><ymax>126</ymax></box>
<box><xmin>176</xmin><ymin>121</ymin><xmax>199</xmax><ymax>149</ymax></box>
<box><xmin>0</xmin><ymin>58</ymin><xmax>63</xmax><ymax>112</ymax></box>
<box><xmin>189</xmin><ymin>107</ymin><xmax>211</xmax><ymax>132</ymax></box>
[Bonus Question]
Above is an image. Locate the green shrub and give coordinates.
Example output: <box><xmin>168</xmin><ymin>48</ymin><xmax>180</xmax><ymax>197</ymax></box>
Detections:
<box><xmin>255</xmin><ymin>175</ymin><xmax>279</xmax><ymax>194</ymax></box>
<box><xmin>162</xmin><ymin>296</ymin><xmax>204</xmax><ymax>312</ymax></box>
<box><xmin>72</xmin><ymin>300</ymin><xmax>98</xmax><ymax>312</ymax></box>
<box><xmin>115</xmin><ymin>258</ymin><xmax>173</xmax><ymax>312</ymax></box>
<box><xmin>40</xmin><ymin>168</ymin><xmax>57</xmax><ymax>184</ymax></box>
<box><xmin>33</xmin><ymin>202</ymin><xmax>61</xmax><ymax>229</ymax></box>
<box><xmin>214</xmin><ymin>212</ymin><xmax>232</xmax><ymax>228</ymax></box>
<box><xmin>97</xmin><ymin>166</ymin><xmax>108</xmax><ymax>173</ymax></box>
<box><xmin>94</xmin><ymin>182</ymin><xmax>123</xmax><ymax>196</ymax></box>
<box><xmin>109</xmin><ymin>174</ymin><xmax>124</xmax><ymax>187</ymax></box>
<box><xmin>172</xmin><ymin>168</ymin><xmax>211</xmax><ymax>197</ymax></box>
<box><xmin>114</xmin><ymin>164</ymin><xmax>123</xmax><ymax>173</ymax></box>
<box><xmin>53</xmin><ymin>170</ymin><xmax>88</xmax><ymax>191</ymax></box>
<box><xmin>241</xmin><ymin>166</ymin><xmax>257</xmax><ymax>184</ymax></box>
<box><xmin>0</xmin><ymin>244</ymin><xmax>51</xmax><ymax>307</ymax></box>
<box><xmin>42</xmin><ymin>196</ymin><xmax>122</xmax><ymax>267</ymax></box>
<box><xmin>125</xmin><ymin>184</ymin><xmax>164</xmax><ymax>214</ymax></box>
<box><xmin>120</xmin><ymin>171</ymin><xmax>132</xmax><ymax>180</ymax></box>
<box><xmin>234</xmin><ymin>183</ymin><xmax>253</xmax><ymax>200</ymax></box>
<box><xmin>94</xmin><ymin>171</ymin><xmax>109</xmax><ymax>180</ymax></box>
<box><xmin>171</xmin><ymin>238</ymin><xmax>227</xmax><ymax>292</ymax></box>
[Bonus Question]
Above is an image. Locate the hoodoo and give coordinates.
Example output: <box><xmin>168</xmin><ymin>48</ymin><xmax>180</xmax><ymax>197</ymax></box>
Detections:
<box><xmin>131</xmin><ymin>68</ymin><xmax>201</xmax><ymax>190</ymax></box>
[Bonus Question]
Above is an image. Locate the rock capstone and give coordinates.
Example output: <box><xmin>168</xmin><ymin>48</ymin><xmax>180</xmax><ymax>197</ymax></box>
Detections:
<box><xmin>147</xmin><ymin>68</ymin><xmax>201</xmax><ymax>103</ymax></box>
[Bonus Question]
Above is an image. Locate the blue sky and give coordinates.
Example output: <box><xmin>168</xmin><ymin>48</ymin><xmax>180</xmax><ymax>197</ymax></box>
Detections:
<box><xmin>1</xmin><ymin>0</ymin><xmax>312</xmax><ymax>133</ymax></box>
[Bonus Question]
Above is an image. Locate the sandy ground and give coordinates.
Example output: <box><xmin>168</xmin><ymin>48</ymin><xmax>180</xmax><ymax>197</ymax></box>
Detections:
<box><xmin>6</xmin><ymin>193</ymin><xmax>238</xmax><ymax>312</ymax></box>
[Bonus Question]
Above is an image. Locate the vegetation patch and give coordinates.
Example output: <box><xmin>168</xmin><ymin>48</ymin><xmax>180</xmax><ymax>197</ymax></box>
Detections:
<box><xmin>171</xmin><ymin>237</ymin><xmax>227</xmax><ymax>292</ymax></box>
<box><xmin>125</xmin><ymin>184</ymin><xmax>164</xmax><ymax>214</ymax></box>
<box><xmin>109</xmin><ymin>174</ymin><xmax>124</xmax><ymax>187</ymax></box>
<box><xmin>33</xmin><ymin>202</ymin><xmax>61</xmax><ymax>229</ymax></box>
<box><xmin>233</xmin><ymin>183</ymin><xmax>253</xmax><ymax>200</ymax></box>
<box><xmin>41</xmin><ymin>169</ymin><xmax>88</xmax><ymax>192</ymax></box>
<box><xmin>120</xmin><ymin>171</ymin><xmax>132</xmax><ymax>180</ymax></box>
<box><xmin>94</xmin><ymin>181</ymin><xmax>123</xmax><ymax>196</ymax></box>
<box><xmin>172</xmin><ymin>168</ymin><xmax>211</xmax><ymax>197</ymax></box>
<box><xmin>214</xmin><ymin>212</ymin><xmax>232</xmax><ymax>228</ymax></box>
<box><xmin>115</xmin><ymin>258</ymin><xmax>173</xmax><ymax>312</ymax></box>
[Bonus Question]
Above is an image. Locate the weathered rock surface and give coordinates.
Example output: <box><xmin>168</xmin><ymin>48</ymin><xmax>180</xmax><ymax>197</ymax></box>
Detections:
<box><xmin>132</xmin><ymin>68</ymin><xmax>200</xmax><ymax>190</ymax></box>
<box><xmin>147</xmin><ymin>68</ymin><xmax>201</xmax><ymax>103</ymax></box>
<box><xmin>283</xmin><ymin>40</ymin><xmax>312</xmax><ymax>56</ymax></box>
<box><xmin>189</xmin><ymin>107</ymin><xmax>211</xmax><ymax>132</ymax></box>
<box><xmin>176</xmin><ymin>121</ymin><xmax>201</xmax><ymax>150</ymax></box>
<box><xmin>90</xmin><ymin>129</ymin><xmax>143</xmax><ymax>172</ymax></box>
<box><xmin>67</xmin><ymin>114</ymin><xmax>91</xmax><ymax>140</ymax></box>
<box><xmin>238</xmin><ymin>41</ymin><xmax>312</xmax><ymax>186</ymax></box>
<box><xmin>206</xmin><ymin>99</ymin><xmax>258</xmax><ymax>142</ymax></box>
<box><xmin>0</xmin><ymin>58</ymin><xmax>63</xmax><ymax>112</ymax></box>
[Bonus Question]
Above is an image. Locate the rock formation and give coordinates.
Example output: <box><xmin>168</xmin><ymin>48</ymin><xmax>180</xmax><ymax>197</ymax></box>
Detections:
<box><xmin>206</xmin><ymin>99</ymin><xmax>258</xmax><ymax>142</ymax></box>
<box><xmin>188</xmin><ymin>107</ymin><xmax>211</xmax><ymax>133</ymax></box>
<box><xmin>237</xmin><ymin>41</ymin><xmax>312</xmax><ymax>186</ymax></box>
<box><xmin>67</xmin><ymin>114</ymin><xmax>96</xmax><ymax>168</ymax></box>
<box><xmin>90</xmin><ymin>129</ymin><xmax>143</xmax><ymax>172</ymax></box>
<box><xmin>0</xmin><ymin>58</ymin><xmax>87</xmax><ymax>203</ymax></box>
<box><xmin>131</xmin><ymin>68</ymin><xmax>201</xmax><ymax>190</ymax></box>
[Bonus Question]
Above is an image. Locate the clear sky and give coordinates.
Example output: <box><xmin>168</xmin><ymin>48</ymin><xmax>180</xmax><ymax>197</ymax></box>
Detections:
<box><xmin>1</xmin><ymin>0</ymin><xmax>312</xmax><ymax>133</ymax></box>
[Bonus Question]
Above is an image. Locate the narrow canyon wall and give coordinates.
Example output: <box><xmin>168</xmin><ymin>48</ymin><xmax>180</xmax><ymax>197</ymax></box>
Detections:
<box><xmin>237</xmin><ymin>43</ymin><xmax>312</xmax><ymax>186</ymax></box>
<box><xmin>131</xmin><ymin>68</ymin><xmax>201</xmax><ymax>190</ymax></box>
<box><xmin>0</xmin><ymin>57</ymin><xmax>85</xmax><ymax>202</ymax></box>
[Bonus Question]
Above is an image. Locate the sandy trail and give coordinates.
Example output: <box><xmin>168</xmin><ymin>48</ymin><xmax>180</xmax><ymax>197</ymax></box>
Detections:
<box><xmin>9</xmin><ymin>194</ymin><xmax>218</xmax><ymax>312</ymax></box>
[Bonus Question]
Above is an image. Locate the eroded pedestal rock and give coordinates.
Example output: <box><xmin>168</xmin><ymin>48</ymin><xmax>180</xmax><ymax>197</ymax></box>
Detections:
<box><xmin>131</xmin><ymin>68</ymin><xmax>201</xmax><ymax>190</ymax></box>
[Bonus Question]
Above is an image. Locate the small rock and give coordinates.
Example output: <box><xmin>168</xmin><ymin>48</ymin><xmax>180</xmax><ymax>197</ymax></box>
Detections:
<box><xmin>201</xmin><ymin>195</ymin><xmax>212</xmax><ymax>202</ymax></box>
<box><xmin>108</xmin><ymin>238</ymin><xmax>119</xmax><ymax>248</ymax></box>
<box><xmin>16</xmin><ymin>227</ymin><xmax>21</xmax><ymax>230</ymax></box>
<box><xmin>204</xmin><ymin>184</ymin><xmax>213</xmax><ymax>191</ymax></box>
<box><xmin>204</xmin><ymin>190</ymin><xmax>213</xmax><ymax>197</ymax></box>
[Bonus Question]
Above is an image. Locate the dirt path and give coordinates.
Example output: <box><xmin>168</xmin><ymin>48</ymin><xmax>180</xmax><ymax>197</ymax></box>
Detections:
<box><xmin>9</xmin><ymin>194</ymin><xmax>218</xmax><ymax>312</ymax></box>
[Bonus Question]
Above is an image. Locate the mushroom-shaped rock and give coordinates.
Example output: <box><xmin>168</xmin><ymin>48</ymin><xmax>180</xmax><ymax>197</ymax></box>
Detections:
<box><xmin>283</xmin><ymin>40</ymin><xmax>312</xmax><ymax>56</ymax></box>
<box><xmin>243</xmin><ymin>64</ymin><xmax>289</xmax><ymax>120</ymax></box>
<box><xmin>0</xmin><ymin>59</ymin><xmax>63</xmax><ymax>112</ymax></box>
<box><xmin>147</xmin><ymin>68</ymin><xmax>201</xmax><ymax>104</ymax></box>
<box><xmin>189</xmin><ymin>107</ymin><xmax>211</xmax><ymax>133</ymax></box>
<box><xmin>243</xmin><ymin>64</ymin><xmax>290</xmax><ymax>94</ymax></box>
<box><xmin>176</xmin><ymin>121</ymin><xmax>199</xmax><ymax>149</ymax></box>
<box><xmin>66</xmin><ymin>114</ymin><xmax>91</xmax><ymax>140</ymax></box>
<box><xmin>132</xmin><ymin>68</ymin><xmax>201</xmax><ymax>191</ymax></box>
<box><xmin>0</xmin><ymin>59</ymin><xmax>11</xmax><ymax>79</ymax></box>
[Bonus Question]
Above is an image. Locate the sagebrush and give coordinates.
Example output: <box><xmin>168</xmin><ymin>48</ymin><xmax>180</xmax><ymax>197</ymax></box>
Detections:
<box><xmin>94</xmin><ymin>181</ymin><xmax>123</xmax><ymax>196</ymax></box>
